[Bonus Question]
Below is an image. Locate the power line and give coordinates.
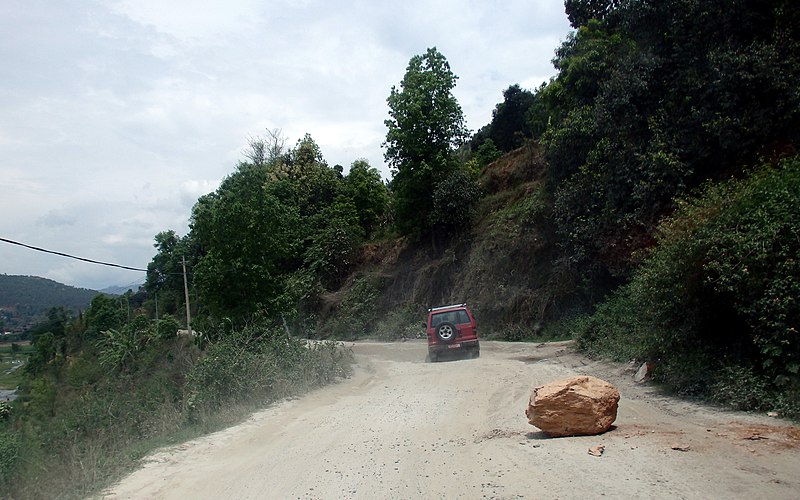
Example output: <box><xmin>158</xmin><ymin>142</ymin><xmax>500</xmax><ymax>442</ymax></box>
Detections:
<box><xmin>1</xmin><ymin>236</ymin><xmax>148</xmax><ymax>272</ymax></box>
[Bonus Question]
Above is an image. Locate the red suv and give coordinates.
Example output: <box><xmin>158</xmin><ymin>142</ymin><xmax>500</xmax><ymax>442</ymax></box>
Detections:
<box><xmin>423</xmin><ymin>303</ymin><xmax>480</xmax><ymax>361</ymax></box>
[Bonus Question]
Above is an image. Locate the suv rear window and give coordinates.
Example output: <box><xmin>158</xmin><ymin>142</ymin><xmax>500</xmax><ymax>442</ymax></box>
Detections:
<box><xmin>431</xmin><ymin>309</ymin><xmax>470</xmax><ymax>327</ymax></box>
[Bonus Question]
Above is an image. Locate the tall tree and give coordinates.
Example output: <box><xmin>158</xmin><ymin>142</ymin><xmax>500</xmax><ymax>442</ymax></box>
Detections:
<box><xmin>343</xmin><ymin>159</ymin><xmax>389</xmax><ymax>238</ymax></box>
<box><xmin>485</xmin><ymin>85</ymin><xmax>537</xmax><ymax>152</ymax></box>
<box><xmin>384</xmin><ymin>47</ymin><xmax>469</xmax><ymax>234</ymax></box>
<box><xmin>144</xmin><ymin>230</ymin><xmax>194</xmax><ymax>317</ymax></box>
<box><xmin>190</xmin><ymin>166</ymin><xmax>302</xmax><ymax>318</ymax></box>
<box><xmin>564</xmin><ymin>0</ymin><xmax>621</xmax><ymax>28</ymax></box>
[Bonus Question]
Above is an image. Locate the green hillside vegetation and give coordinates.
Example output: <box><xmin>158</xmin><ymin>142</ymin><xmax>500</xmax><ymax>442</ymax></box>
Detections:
<box><xmin>0</xmin><ymin>297</ymin><xmax>352</xmax><ymax>498</ymax></box>
<box><xmin>0</xmin><ymin>275</ymin><xmax>99</xmax><ymax>333</ymax></box>
<box><xmin>2</xmin><ymin>0</ymin><xmax>799</xmax><ymax>496</ymax></box>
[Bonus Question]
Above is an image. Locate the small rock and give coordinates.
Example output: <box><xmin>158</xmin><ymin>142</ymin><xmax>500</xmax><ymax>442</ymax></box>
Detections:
<box><xmin>634</xmin><ymin>362</ymin><xmax>654</xmax><ymax>383</ymax></box>
<box><xmin>588</xmin><ymin>445</ymin><xmax>605</xmax><ymax>457</ymax></box>
<box><xmin>670</xmin><ymin>444</ymin><xmax>691</xmax><ymax>452</ymax></box>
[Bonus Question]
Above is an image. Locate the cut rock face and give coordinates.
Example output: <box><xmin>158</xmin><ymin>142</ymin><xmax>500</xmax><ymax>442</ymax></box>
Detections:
<box><xmin>525</xmin><ymin>376</ymin><xmax>620</xmax><ymax>437</ymax></box>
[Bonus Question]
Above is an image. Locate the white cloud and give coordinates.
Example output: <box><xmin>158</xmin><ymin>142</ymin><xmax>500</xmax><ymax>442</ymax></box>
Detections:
<box><xmin>0</xmin><ymin>0</ymin><xmax>571</xmax><ymax>289</ymax></box>
<box><xmin>108</xmin><ymin>0</ymin><xmax>266</xmax><ymax>42</ymax></box>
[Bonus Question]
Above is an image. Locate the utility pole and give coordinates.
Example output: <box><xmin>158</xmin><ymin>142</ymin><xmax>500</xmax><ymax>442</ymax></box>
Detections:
<box><xmin>182</xmin><ymin>256</ymin><xmax>192</xmax><ymax>337</ymax></box>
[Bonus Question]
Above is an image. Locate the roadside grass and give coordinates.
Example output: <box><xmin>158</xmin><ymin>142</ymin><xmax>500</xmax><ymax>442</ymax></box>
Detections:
<box><xmin>1</xmin><ymin>324</ymin><xmax>353</xmax><ymax>499</ymax></box>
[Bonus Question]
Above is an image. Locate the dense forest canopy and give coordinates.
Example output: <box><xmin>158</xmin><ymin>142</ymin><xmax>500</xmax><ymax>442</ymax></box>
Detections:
<box><xmin>540</xmin><ymin>0</ymin><xmax>800</xmax><ymax>281</ymax></box>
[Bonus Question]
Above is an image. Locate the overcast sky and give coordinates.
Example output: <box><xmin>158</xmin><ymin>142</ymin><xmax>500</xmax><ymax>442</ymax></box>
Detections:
<box><xmin>0</xmin><ymin>0</ymin><xmax>572</xmax><ymax>291</ymax></box>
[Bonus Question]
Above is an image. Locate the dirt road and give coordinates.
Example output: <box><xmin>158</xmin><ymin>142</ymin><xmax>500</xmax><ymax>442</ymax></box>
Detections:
<box><xmin>103</xmin><ymin>341</ymin><xmax>800</xmax><ymax>499</ymax></box>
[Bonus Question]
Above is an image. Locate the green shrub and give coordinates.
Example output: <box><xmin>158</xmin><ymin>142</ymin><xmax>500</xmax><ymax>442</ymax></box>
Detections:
<box><xmin>155</xmin><ymin>315</ymin><xmax>181</xmax><ymax>341</ymax></box>
<box><xmin>301</xmin><ymin>341</ymin><xmax>354</xmax><ymax>386</ymax></box>
<box><xmin>4</xmin><ymin>315</ymin><xmax>353</xmax><ymax>498</ymax></box>
<box><xmin>539</xmin><ymin>313</ymin><xmax>588</xmax><ymax>341</ymax></box>
<box><xmin>324</xmin><ymin>275</ymin><xmax>380</xmax><ymax>339</ymax></box>
<box><xmin>430</xmin><ymin>168</ymin><xmax>482</xmax><ymax>230</ymax></box>
<box><xmin>488</xmin><ymin>324</ymin><xmax>538</xmax><ymax>342</ymax></box>
<box><xmin>774</xmin><ymin>385</ymin><xmax>800</xmax><ymax>420</ymax></box>
<box><xmin>574</xmin><ymin>285</ymin><xmax>664</xmax><ymax>361</ymax></box>
<box><xmin>65</xmin><ymin>350</ymin><xmax>105</xmax><ymax>388</ymax></box>
<box><xmin>185</xmin><ymin>328</ymin><xmax>282</xmax><ymax>416</ymax></box>
<box><xmin>711</xmin><ymin>365</ymin><xmax>772</xmax><ymax>411</ymax></box>
<box><xmin>696</xmin><ymin>161</ymin><xmax>800</xmax><ymax>381</ymax></box>
<box><xmin>575</xmin><ymin>156</ymin><xmax>800</xmax><ymax>408</ymax></box>
<box><xmin>185</xmin><ymin>322</ymin><xmax>352</xmax><ymax>419</ymax></box>
<box><xmin>495</xmin><ymin>184</ymin><xmax>548</xmax><ymax>227</ymax></box>
<box><xmin>373</xmin><ymin>304</ymin><xmax>422</xmax><ymax>340</ymax></box>
<box><xmin>0</xmin><ymin>428</ymin><xmax>19</xmax><ymax>483</ymax></box>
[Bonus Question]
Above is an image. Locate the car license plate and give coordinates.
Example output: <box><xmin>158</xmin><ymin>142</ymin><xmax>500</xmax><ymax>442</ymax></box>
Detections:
<box><xmin>448</xmin><ymin>343</ymin><xmax>461</xmax><ymax>349</ymax></box>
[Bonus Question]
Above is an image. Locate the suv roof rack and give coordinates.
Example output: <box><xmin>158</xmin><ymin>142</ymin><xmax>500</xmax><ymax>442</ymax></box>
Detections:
<box><xmin>427</xmin><ymin>303</ymin><xmax>466</xmax><ymax>312</ymax></box>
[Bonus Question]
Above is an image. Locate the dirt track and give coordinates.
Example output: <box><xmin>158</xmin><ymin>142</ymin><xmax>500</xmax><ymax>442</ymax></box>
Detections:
<box><xmin>103</xmin><ymin>340</ymin><xmax>800</xmax><ymax>499</ymax></box>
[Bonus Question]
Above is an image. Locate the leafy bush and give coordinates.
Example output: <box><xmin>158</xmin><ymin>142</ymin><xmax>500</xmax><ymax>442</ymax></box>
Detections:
<box><xmin>430</xmin><ymin>169</ymin><xmax>482</xmax><ymax>230</ymax></box>
<box><xmin>576</xmin><ymin>157</ymin><xmax>800</xmax><ymax>407</ymax></box>
<box><xmin>373</xmin><ymin>304</ymin><xmax>422</xmax><ymax>340</ymax></box>
<box><xmin>304</xmin><ymin>197</ymin><xmax>366</xmax><ymax>291</ymax></box>
<box><xmin>97</xmin><ymin>326</ymin><xmax>147</xmax><ymax>371</ymax></box>
<box><xmin>490</xmin><ymin>184</ymin><xmax>548</xmax><ymax>232</ymax></box>
<box><xmin>543</xmin><ymin>1</ymin><xmax>800</xmax><ymax>283</ymax></box>
<box><xmin>711</xmin><ymin>365</ymin><xmax>772</xmax><ymax>411</ymax></box>
<box><xmin>185</xmin><ymin>327</ymin><xmax>284</xmax><ymax>416</ymax></box>
<box><xmin>300</xmin><ymin>341</ymin><xmax>354</xmax><ymax>387</ymax></box>
<box><xmin>185</xmin><ymin>322</ymin><xmax>353</xmax><ymax>418</ymax></box>
<box><xmin>696</xmin><ymin>163</ymin><xmax>800</xmax><ymax>381</ymax></box>
<box><xmin>539</xmin><ymin>313</ymin><xmax>588</xmax><ymax>341</ymax></box>
<box><xmin>0</xmin><ymin>428</ymin><xmax>19</xmax><ymax>483</ymax></box>
<box><xmin>155</xmin><ymin>315</ymin><xmax>181</xmax><ymax>341</ymax></box>
<box><xmin>324</xmin><ymin>275</ymin><xmax>381</xmax><ymax>340</ymax></box>
<box><xmin>485</xmin><ymin>324</ymin><xmax>534</xmax><ymax>342</ymax></box>
<box><xmin>4</xmin><ymin>311</ymin><xmax>353</xmax><ymax>498</ymax></box>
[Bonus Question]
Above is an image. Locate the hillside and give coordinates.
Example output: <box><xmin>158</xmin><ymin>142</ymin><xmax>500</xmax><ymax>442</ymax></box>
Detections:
<box><xmin>315</xmin><ymin>144</ymin><xmax>579</xmax><ymax>340</ymax></box>
<box><xmin>0</xmin><ymin>274</ymin><xmax>99</xmax><ymax>332</ymax></box>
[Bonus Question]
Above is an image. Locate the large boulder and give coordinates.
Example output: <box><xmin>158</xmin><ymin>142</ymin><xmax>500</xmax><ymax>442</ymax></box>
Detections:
<box><xmin>525</xmin><ymin>376</ymin><xmax>620</xmax><ymax>437</ymax></box>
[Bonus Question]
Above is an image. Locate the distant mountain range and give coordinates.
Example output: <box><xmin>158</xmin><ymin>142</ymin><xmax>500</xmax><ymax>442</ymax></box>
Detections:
<box><xmin>0</xmin><ymin>274</ymin><xmax>102</xmax><ymax>332</ymax></box>
<box><xmin>99</xmin><ymin>283</ymin><xmax>142</xmax><ymax>296</ymax></box>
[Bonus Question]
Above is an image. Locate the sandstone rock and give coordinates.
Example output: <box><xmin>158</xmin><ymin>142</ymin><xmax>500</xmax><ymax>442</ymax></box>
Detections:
<box><xmin>633</xmin><ymin>362</ymin><xmax>654</xmax><ymax>383</ymax></box>
<box><xmin>525</xmin><ymin>376</ymin><xmax>620</xmax><ymax>437</ymax></box>
<box><xmin>588</xmin><ymin>445</ymin><xmax>605</xmax><ymax>456</ymax></box>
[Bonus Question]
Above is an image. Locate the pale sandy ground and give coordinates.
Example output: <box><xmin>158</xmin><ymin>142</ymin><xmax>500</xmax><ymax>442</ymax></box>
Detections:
<box><xmin>102</xmin><ymin>340</ymin><xmax>800</xmax><ymax>499</ymax></box>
